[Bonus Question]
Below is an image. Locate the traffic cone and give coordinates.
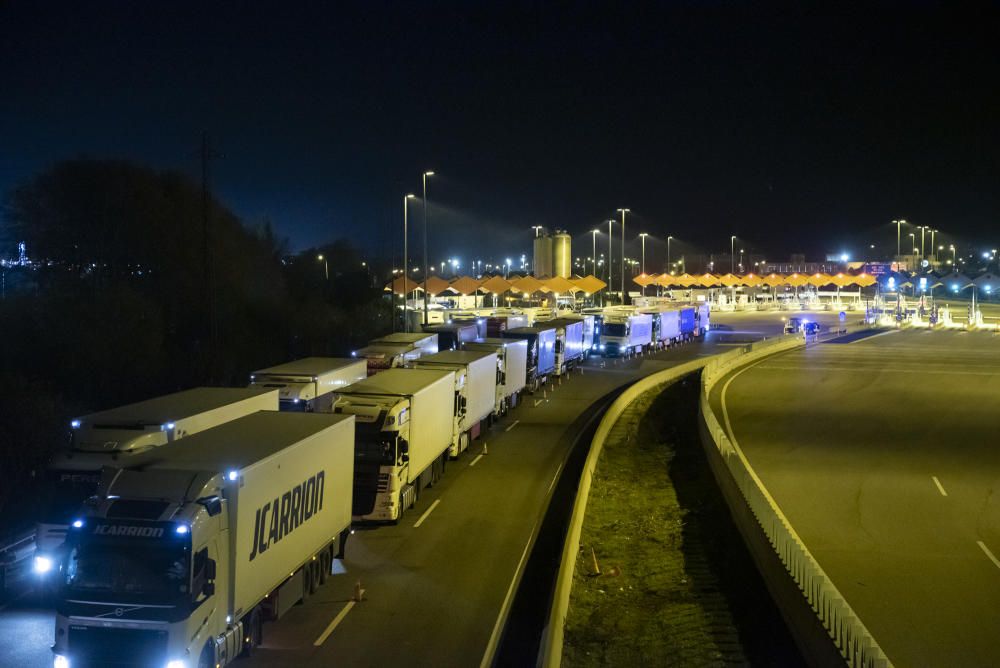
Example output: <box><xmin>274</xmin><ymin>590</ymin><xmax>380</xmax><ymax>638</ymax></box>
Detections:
<box><xmin>588</xmin><ymin>546</ymin><xmax>601</xmax><ymax>576</ymax></box>
<box><xmin>353</xmin><ymin>579</ymin><xmax>366</xmax><ymax>602</ymax></box>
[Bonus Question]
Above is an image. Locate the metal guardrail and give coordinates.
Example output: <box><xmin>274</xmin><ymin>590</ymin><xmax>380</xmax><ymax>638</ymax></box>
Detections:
<box><xmin>0</xmin><ymin>527</ymin><xmax>36</xmax><ymax>592</ymax></box>
<box><xmin>700</xmin><ymin>336</ymin><xmax>893</xmax><ymax>668</ymax></box>
<box><xmin>541</xmin><ymin>330</ymin><xmax>893</xmax><ymax>668</ymax></box>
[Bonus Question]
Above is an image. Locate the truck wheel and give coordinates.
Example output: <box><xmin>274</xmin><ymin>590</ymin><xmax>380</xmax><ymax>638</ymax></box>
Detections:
<box><xmin>309</xmin><ymin>560</ymin><xmax>320</xmax><ymax>595</ymax></box>
<box><xmin>240</xmin><ymin>610</ymin><xmax>262</xmax><ymax>656</ymax></box>
<box><xmin>197</xmin><ymin>643</ymin><xmax>213</xmax><ymax>668</ymax></box>
<box><xmin>301</xmin><ymin>567</ymin><xmax>312</xmax><ymax>602</ymax></box>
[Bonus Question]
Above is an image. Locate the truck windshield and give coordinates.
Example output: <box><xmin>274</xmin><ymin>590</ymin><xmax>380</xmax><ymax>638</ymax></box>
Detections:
<box><xmin>40</xmin><ymin>470</ymin><xmax>101</xmax><ymax>523</ymax></box>
<box><xmin>604</xmin><ymin>323</ymin><xmax>627</xmax><ymax>337</ymax></box>
<box><xmin>63</xmin><ymin>539</ymin><xmax>190</xmax><ymax>603</ymax></box>
<box><xmin>355</xmin><ymin>421</ymin><xmax>397</xmax><ymax>465</ymax></box>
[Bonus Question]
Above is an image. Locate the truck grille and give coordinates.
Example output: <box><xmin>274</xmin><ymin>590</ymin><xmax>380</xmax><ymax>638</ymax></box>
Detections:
<box><xmin>68</xmin><ymin>625</ymin><xmax>168</xmax><ymax>667</ymax></box>
<box><xmin>377</xmin><ymin>473</ymin><xmax>390</xmax><ymax>492</ymax></box>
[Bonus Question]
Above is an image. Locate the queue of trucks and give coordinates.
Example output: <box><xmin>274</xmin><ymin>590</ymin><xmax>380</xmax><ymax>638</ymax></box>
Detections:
<box><xmin>38</xmin><ymin>300</ymin><xmax>711</xmax><ymax>668</ymax></box>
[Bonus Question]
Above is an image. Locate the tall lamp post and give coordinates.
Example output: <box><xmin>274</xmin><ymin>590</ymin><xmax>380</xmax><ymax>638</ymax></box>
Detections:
<box><xmin>403</xmin><ymin>193</ymin><xmax>416</xmax><ymax>332</ymax></box>
<box><xmin>317</xmin><ymin>254</ymin><xmax>328</xmax><ymax>281</ymax></box>
<box><xmin>532</xmin><ymin>225</ymin><xmax>544</xmax><ymax>237</ymax></box>
<box><xmin>591</xmin><ymin>229</ymin><xmax>599</xmax><ymax>277</ymax></box>
<box><xmin>919</xmin><ymin>225</ymin><xmax>926</xmax><ymax>259</ymax></box>
<box><xmin>607</xmin><ymin>219</ymin><xmax>614</xmax><ymax>300</ymax></box>
<box><xmin>616</xmin><ymin>208</ymin><xmax>630</xmax><ymax>301</ymax></box>
<box><xmin>730</xmin><ymin>235</ymin><xmax>737</xmax><ymax>273</ymax></box>
<box><xmin>893</xmin><ymin>219</ymin><xmax>906</xmax><ymax>259</ymax></box>
<box><xmin>421</xmin><ymin>171</ymin><xmax>434</xmax><ymax>328</ymax></box>
<box><xmin>639</xmin><ymin>232</ymin><xmax>649</xmax><ymax>296</ymax></box>
<box><xmin>666</xmin><ymin>235</ymin><xmax>673</xmax><ymax>274</ymax></box>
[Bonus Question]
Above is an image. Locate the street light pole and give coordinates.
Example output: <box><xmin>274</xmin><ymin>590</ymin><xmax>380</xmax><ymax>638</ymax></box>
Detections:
<box><xmin>894</xmin><ymin>219</ymin><xmax>906</xmax><ymax>259</ymax></box>
<box><xmin>667</xmin><ymin>235</ymin><xmax>673</xmax><ymax>274</ymax></box>
<box><xmin>920</xmin><ymin>225</ymin><xmax>926</xmax><ymax>259</ymax></box>
<box><xmin>639</xmin><ymin>232</ymin><xmax>648</xmax><ymax>297</ymax></box>
<box><xmin>403</xmin><ymin>193</ymin><xmax>416</xmax><ymax>332</ymax></box>
<box><xmin>731</xmin><ymin>235</ymin><xmax>736</xmax><ymax>273</ymax></box>
<box><xmin>616</xmin><ymin>208</ymin><xmax>629</xmax><ymax>301</ymax></box>
<box><xmin>317</xmin><ymin>254</ymin><xmax>328</xmax><ymax>281</ymax></box>
<box><xmin>591</xmin><ymin>229</ymin><xmax>598</xmax><ymax>277</ymax></box>
<box><xmin>422</xmin><ymin>171</ymin><xmax>434</xmax><ymax>328</ymax></box>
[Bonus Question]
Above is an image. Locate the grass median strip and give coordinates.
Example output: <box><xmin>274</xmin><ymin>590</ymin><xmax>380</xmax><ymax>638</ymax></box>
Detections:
<box><xmin>562</xmin><ymin>378</ymin><xmax>803</xmax><ymax>667</ymax></box>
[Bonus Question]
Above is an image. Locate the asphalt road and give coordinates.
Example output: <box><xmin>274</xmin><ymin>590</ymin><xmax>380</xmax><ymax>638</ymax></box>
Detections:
<box><xmin>0</xmin><ymin>326</ymin><xmax>737</xmax><ymax>668</ymax></box>
<box><xmin>711</xmin><ymin>328</ymin><xmax>1000</xmax><ymax>667</ymax></box>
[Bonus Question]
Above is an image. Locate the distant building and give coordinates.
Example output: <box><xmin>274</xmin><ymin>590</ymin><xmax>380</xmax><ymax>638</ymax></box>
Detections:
<box><xmin>532</xmin><ymin>228</ymin><xmax>572</xmax><ymax>278</ymax></box>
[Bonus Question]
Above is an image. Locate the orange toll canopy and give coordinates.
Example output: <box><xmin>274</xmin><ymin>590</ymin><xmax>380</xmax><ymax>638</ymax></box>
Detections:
<box><xmin>762</xmin><ymin>273</ymin><xmax>786</xmax><ymax>287</ymax></box>
<box><xmin>741</xmin><ymin>273</ymin><xmax>763</xmax><ymax>287</ymax></box>
<box><xmin>717</xmin><ymin>273</ymin><xmax>741</xmax><ymax>287</ymax></box>
<box><xmin>696</xmin><ymin>273</ymin><xmax>720</xmax><ymax>287</ymax></box>
<box><xmin>633</xmin><ymin>273</ymin><xmax>658</xmax><ymax>287</ymax></box>
<box><xmin>449</xmin><ymin>276</ymin><xmax>482</xmax><ymax>295</ymax></box>
<box><xmin>510</xmin><ymin>275</ymin><xmax>545</xmax><ymax>295</ymax></box>
<box><xmin>421</xmin><ymin>275</ymin><xmax>453</xmax><ymax>296</ymax></box>
<box><xmin>806</xmin><ymin>272</ymin><xmax>832</xmax><ymax>287</ymax></box>
<box><xmin>572</xmin><ymin>275</ymin><xmax>607</xmax><ymax>294</ymax></box>
<box><xmin>784</xmin><ymin>273</ymin><xmax>809</xmax><ymax>287</ymax></box>
<box><xmin>385</xmin><ymin>276</ymin><xmax>421</xmax><ymax>295</ymax></box>
<box><xmin>479</xmin><ymin>275</ymin><xmax>512</xmax><ymax>294</ymax></box>
<box><xmin>541</xmin><ymin>276</ymin><xmax>576</xmax><ymax>293</ymax></box>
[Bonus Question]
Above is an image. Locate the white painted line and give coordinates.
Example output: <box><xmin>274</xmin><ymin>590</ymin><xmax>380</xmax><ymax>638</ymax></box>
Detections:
<box><xmin>533</xmin><ymin>399</ymin><xmax>543</xmax><ymax>407</ymax></box>
<box><xmin>313</xmin><ymin>600</ymin><xmax>356</xmax><ymax>646</ymax></box>
<box><xmin>505</xmin><ymin>419</ymin><xmax>520</xmax><ymax>432</ymax></box>
<box><xmin>977</xmin><ymin>541</ymin><xmax>1000</xmax><ymax>570</ymax></box>
<box><xmin>413</xmin><ymin>499</ymin><xmax>441</xmax><ymax>528</ymax></box>
<box><xmin>480</xmin><ymin>519</ymin><xmax>538</xmax><ymax>668</ymax></box>
<box><xmin>848</xmin><ymin>329</ymin><xmax>900</xmax><ymax>344</ymax></box>
<box><xmin>469</xmin><ymin>454</ymin><xmax>485</xmax><ymax>467</ymax></box>
<box><xmin>932</xmin><ymin>476</ymin><xmax>948</xmax><ymax>497</ymax></box>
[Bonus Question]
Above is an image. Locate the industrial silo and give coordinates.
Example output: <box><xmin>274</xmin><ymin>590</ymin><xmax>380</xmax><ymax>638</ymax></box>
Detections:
<box><xmin>552</xmin><ymin>230</ymin><xmax>572</xmax><ymax>278</ymax></box>
<box><xmin>534</xmin><ymin>234</ymin><xmax>553</xmax><ymax>278</ymax></box>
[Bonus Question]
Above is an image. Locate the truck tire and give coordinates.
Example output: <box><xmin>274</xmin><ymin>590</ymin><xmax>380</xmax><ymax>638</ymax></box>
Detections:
<box><xmin>319</xmin><ymin>551</ymin><xmax>330</xmax><ymax>585</ymax></box>
<box><xmin>240</xmin><ymin>610</ymin><xmax>262</xmax><ymax>657</ymax></box>
<box><xmin>301</xmin><ymin>567</ymin><xmax>312</xmax><ymax>602</ymax></box>
<box><xmin>309</xmin><ymin>560</ymin><xmax>320</xmax><ymax>595</ymax></box>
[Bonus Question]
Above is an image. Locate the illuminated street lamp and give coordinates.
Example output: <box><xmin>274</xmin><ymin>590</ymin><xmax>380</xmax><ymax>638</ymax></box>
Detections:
<box><xmin>607</xmin><ymin>219</ymin><xmax>614</xmax><ymax>299</ymax></box>
<box><xmin>893</xmin><ymin>219</ymin><xmax>907</xmax><ymax>258</ymax></box>
<box><xmin>317</xmin><ymin>254</ymin><xmax>328</xmax><ymax>281</ymax></box>
<box><xmin>730</xmin><ymin>235</ymin><xmax>737</xmax><ymax>273</ymax></box>
<box><xmin>639</xmin><ymin>232</ymin><xmax>649</xmax><ymax>296</ymax></box>
<box><xmin>422</xmin><ymin>170</ymin><xmax>434</xmax><ymax>327</ymax></box>
<box><xmin>666</xmin><ymin>235</ymin><xmax>673</xmax><ymax>274</ymax></box>
<box><xmin>591</xmin><ymin>229</ymin><xmax>599</xmax><ymax>277</ymax></box>
<box><xmin>617</xmin><ymin>208</ymin><xmax>630</xmax><ymax>301</ymax></box>
<box><xmin>532</xmin><ymin>225</ymin><xmax>544</xmax><ymax>237</ymax></box>
<box><xmin>403</xmin><ymin>193</ymin><xmax>416</xmax><ymax>332</ymax></box>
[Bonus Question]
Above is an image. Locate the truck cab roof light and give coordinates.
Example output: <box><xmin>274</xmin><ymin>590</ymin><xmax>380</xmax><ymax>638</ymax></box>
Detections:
<box><xmin>228</xmin><ymin>470</ymin><xmax>238</xmax><ymax>481</ymax></box>
<box><xmin>175</xmin><ymin>524</ymin><xmax>189</xmax><ymax>535</ymax></box>
<box><xmin>70</xmin><ymin>419</ymin><xmax>81</xmax><ymax>429</ymax></box>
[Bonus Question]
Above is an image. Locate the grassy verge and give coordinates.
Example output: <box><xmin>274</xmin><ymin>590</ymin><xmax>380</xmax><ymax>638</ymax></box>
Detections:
<box><xmin>562</xmin><ymin>376</ymin><xmax>803</xmax><ymax>667</ymax></box>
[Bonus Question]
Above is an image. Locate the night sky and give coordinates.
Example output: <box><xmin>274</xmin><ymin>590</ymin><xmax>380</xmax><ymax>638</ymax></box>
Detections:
<box><xmin>3</xmin><ymin>2</ymin><xmax>998</xmax><ymax>265</ymax></box>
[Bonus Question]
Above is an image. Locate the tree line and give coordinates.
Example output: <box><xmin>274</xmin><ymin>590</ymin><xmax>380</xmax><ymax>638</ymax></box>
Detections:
<box><xmin>0</xmin><ymin>159</ymin><xmax>391</xmax><ymax>533</ymax></box>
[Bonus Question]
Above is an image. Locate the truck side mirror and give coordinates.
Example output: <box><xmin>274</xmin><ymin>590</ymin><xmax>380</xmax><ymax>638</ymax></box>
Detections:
<box><xmin>400</xmin><ymin>441</ymin><xmax>409</xmax><ymax>463</ymax></box>
<box><xmin>206</xmin><ymin>558</ymin><xmax>217</xmax><ymax>580</ymax></box>
<box><xmin>203</xmin><ymin>581</ymin><xmax>215</xmax><ymax>596</ymax></box>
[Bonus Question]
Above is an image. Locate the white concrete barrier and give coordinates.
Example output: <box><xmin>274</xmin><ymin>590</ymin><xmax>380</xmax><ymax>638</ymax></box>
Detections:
<box><xmin>541</xmin><ymin>328</ymin><xmax>892</xmax><ymax>668</ymax></box>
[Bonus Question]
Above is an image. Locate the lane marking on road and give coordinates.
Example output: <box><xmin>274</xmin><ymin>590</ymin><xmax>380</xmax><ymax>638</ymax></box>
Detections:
<box><xmin>505</xmin><ymin>419</ymin><xmax>520</xmax><ymax>432</ymax></box>
<box><xmin>533</xmin><ymin>399</ymin><xmax>543</xmax><ymax>407</ymax></box>
<box><xmin>313</xmin><ymin>600</ymin><xmax>355</xmax><ymax>646</ymax></box>
<box><xmin>977</xmin><ymin>541</ymin><xmax>1000</xmax><ymax>570</ymax></box>
<box><xmin>547</xmin><ymin>459</ymin><xmax>565</xmax><ymax>494</ymax></box>
<box><xmin>932</xmin><ymin>476</ymin><xmax>948</xmax><ymax>497</ymax></box>
<box><xmin>848</xmin><ymin>329</ymin><xmax>900</xmax><ymax>344</ymax></box>
<box><xmin>413</xmin><ymin>499</ymin><xmax>441</xmax><ymax>528</ymax></box>
<box><xmin>469</xmin><ymin>454</ymin><xmax>485</xmax><ymax>467</ymax></box>
<box><xmin>480</xmin><ymin>518</ymin><xmax>539</xmax><ymax>668</ymax></box>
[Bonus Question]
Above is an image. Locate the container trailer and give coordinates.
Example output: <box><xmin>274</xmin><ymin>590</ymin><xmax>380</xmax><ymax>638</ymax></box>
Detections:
<box><xmin>463</xmin><ymin>338</ymin><xmax>528</xmax><ymax>416</ymax></box>
<box><xmin>353</xmin><ymin>343</ymin><xmax>423</xmax><ymax>375</ymax></box>
<box><xmin>370</xmin><ymin>332</ymin><xmax>439</xmax><ymax>356</ymax></box>
<box><xmin>501</xmin><ymin>326</ymin><xmax>556</xmax><ymax>392</ymax></box>
<box><xmin>250</xmin><ymin>357</ymin><xmax>367</xmax><ymax>411</ymax></box>
<box><xmin>545</xmin><ymin>317</ymin><xmax>586</xmax><ymax>375</ymax></box>
<box><xmin>601</xmin><ymin>312</ymin><xmax>653</xmax><ymax>357</ymax></box>
<box><xmin>412</xmin><ymin>350</ymin><xmax>498</xmax><ymax>454</ymax></box>
<box><xmin>52</xmin><ymin>411</ymin><xmax>354</xmax><ymax>668</ymax></box>
<box><xmin>422</xmin><ymin>323</ymin><xmax>479</xmax><ymax>350</ymax></box>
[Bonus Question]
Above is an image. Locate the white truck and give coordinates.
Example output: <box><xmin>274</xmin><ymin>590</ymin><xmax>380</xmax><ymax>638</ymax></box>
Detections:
<box><xmin>52</xmin><ymin>411</ymin><xmax>355</xmax><ymax>668</ymax></box>
<box><xmin>334</xmin><ymin>368</ymin><xmax>455</xmax><ymax>522</ymax></box>
<box><xmin>546</xmin><ymin>317</ymin><xmax>586</xmax><ymax>375</ymax></box>
<box><xmin>463</xmin><ymin>338</ymin><xmax>528</xmax><ymax>417</ymax></box>
<box><xmin>370</xmin><ymin>332</ymin><xmax>439</xmax><ymax>356</ymax></box>
<box><xmin>411</xmin><ymin>350</ymin><xmax>498</xmax><ymax>454</ymax></box>
<box><xmin>640</xmin><ymin>306</ymin><xmax>682</xmax><ymax>349</ymax></box>
<box><xmin>35</xmin><ymin>387</ymin><xmax>279</xmax><ymax>583</ymax></box>
<box><xmin>250</xmin><ymin>357</ymin><xmax>367</xmax><ymax>411</ymax></box>
<box><xmin>353</xmin><ymin>343</ymin><xmax>423</xmax><ymax>375</ymax></box>
<box><xmin>601</xmin><ymin>311</ymin><xmax>653</xmax><ymax>357</ymax></box>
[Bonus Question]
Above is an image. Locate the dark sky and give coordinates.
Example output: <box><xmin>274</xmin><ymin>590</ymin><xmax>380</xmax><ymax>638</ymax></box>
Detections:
<box><xmin>2</xmin><ymin>1</ymin><xmax>998</xmax><ymax>265</ymax></box>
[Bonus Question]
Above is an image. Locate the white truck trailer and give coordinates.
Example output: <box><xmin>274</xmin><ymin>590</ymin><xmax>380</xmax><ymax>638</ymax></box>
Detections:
<box><xmin>353</xmin><ymin>343</ymin><xmax>423</xmax><ymax>375</ymax></box>
<box><xmin>463</xmin><ymin>338</ymin><xmax>528</xmax><ymax>416</ymax></box>
<box><xmin>52</xmin><ymin>411</ymin><xmax>354</xmax><ymax>668</ymax></box>
<box><xmin>35</xmin><ymin>387</ymin><xmax>279</xmax><ymax>583</ymax></box>
<box><xmin>640</xmin><ymin>306</ymin><xmax>682</xmax><ymax>349</ymax></box>
<box><xmin>370</xmin><ymin>331</ymin><xmax>439</xmax><ymax>356</ymax></box>
<box><xmin>546</xmin><ymin>317</ymin><xmax>586</xmax><ymax>375</ymax></box>
<box><xmin>411</xmin><ymin>350</ymin><xmax>498</xmax><ymax>453</ymax></box>
<box><xmin>333</xmin><ymin>368</ymin><xmax>455</xmax><ymax>522</ymax></box>
<box><xmin>250</xmin><ymin>357</ymin><xmax>367</xmax><ymax>411</ymax></box>
<box><xmin>601</xmin><ymin>312</ymin><xmax>653</xmax><ymax>357</ymax></box>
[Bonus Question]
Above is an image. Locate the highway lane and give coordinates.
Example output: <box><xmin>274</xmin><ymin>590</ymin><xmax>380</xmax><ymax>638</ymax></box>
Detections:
<box><xmin>0</xmin><ymin>330</ymin><xmax>734</xmax><ymax>668</ymax></box>
<box><xmin>711</xmin><ymin>328</ymin><xmax>1000</xmax><ymax>667</ymax></box>
<box><xmin>245</xmin><ymin>340</ymin><xmax>724</xmax><ymax>668</ymax></box>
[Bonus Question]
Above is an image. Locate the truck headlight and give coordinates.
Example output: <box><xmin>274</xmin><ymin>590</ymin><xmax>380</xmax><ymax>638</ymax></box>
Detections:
<box><xmin>165</xmin><ymin>660</ymin><xmax>187</xmax><ymax>668</ymax></box>
<box><xmin>53</xmin><ymin>655</ymin><xmax>70</xmax><ymax>668</ymax></box>
<box><xmin>34</xmin><ymin>555</ymin><xmax>54</xmax><ymax>575</ymax></box>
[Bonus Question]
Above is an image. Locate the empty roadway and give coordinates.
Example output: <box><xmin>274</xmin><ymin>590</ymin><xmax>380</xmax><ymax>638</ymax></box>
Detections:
<box><xmin>711</xmin><ymin>328</ymin><xmax>1000</xmax><ymax>667</ymax></box>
